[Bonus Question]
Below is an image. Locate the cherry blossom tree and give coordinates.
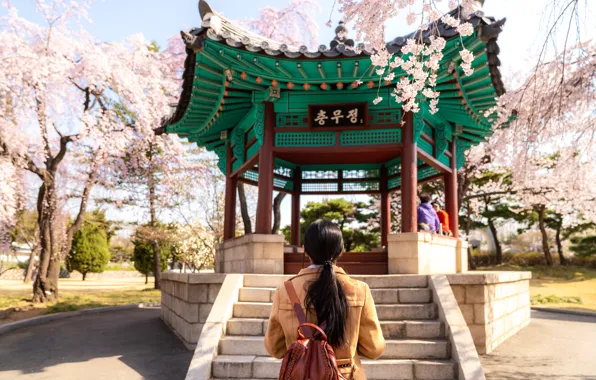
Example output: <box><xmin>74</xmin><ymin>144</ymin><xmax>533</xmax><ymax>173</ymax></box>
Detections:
<box><xmin>241</xmin><ymin>0</ymin><xmax>321</xmax><ymax>49</ymax></box>
<box><xmin>338</xmin><ymin>0</ymin><xmax>482</xmax><ymax>115</ymax></box>
<box><xmin>172</xmin><ymin>222</ymin><xmax>216</xmax><ymax>272</ymax></box>
<box><xmin>0</xmin><ymin>1</ymin><xmax>173</xmax><ymax>301</ymax></box>
<box><xmin>235</xmin><ymin>0</ymin><xmax>321</xmax><ymax>235</ymax></box>
<box><xmin>482</xmin><ymin>40</ymin><xmax>596</xmax><ymax>265</ymax></box>
<box><xmin>0</xmin><ymin>159</ymin><xmax>21</xmax><ymax>249</ymax></box>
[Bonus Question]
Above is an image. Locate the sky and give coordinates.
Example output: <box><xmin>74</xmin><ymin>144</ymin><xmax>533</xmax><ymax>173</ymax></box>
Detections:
<box><xmin>5</xmin><ymin>0</ymin><xmax>595</xmax><ymax>230</ymax></box>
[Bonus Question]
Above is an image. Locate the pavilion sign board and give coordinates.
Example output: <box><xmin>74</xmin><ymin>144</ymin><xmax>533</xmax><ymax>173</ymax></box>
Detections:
<box><xmin>308</xmin><ymin>102</ymin><xmax>368</xmax><ymax>129</ymax></box>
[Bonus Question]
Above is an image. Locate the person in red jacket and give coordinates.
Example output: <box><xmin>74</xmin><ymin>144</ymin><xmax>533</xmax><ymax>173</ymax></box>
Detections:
<box><xmin>432</xmin><ymin>202</ymin><xmax>452</xmax><ymax>236</ymax></box>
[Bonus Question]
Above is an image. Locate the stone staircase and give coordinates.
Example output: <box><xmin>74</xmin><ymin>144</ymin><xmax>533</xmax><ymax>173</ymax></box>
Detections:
<box><xmin>211</xmin><ymin>275</ymin><xmax>457</xmax><ymax>380</ymax></box>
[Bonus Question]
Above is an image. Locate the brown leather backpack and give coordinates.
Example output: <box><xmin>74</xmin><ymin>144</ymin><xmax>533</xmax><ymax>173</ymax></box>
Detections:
<box><xmin>278</xmin><ymin>280</ymin><xmax>350</xmax><ymax>380</ymax></box>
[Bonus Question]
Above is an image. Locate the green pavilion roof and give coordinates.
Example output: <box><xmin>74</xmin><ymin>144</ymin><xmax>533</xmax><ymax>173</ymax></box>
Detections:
<box><xmin>161</xmin><ymin>1</ymin><xmax>509</xmax><ymax>189</ymax></box>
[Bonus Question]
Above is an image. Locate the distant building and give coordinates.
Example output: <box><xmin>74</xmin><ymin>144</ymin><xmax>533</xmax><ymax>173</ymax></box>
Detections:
<box><xmin>0</xmin><ymin>243</ymin><xmax>33</xmax><ymax>263</ymax></box>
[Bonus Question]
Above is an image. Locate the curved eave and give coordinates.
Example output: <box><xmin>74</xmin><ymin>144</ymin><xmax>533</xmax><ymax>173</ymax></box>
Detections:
<box><xmin>162</xmin><ymin>3</ymin><xmax>508</xmax><ymax>149</ymax></box>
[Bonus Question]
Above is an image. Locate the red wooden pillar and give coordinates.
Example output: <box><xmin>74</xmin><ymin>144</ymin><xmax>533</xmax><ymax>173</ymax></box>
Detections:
<box><xmin>255</xmin><ymin>102</ymin><xmax>275</xmax><ymax>234</ymax></box>
<box><xmin>401</xmin><ymin>111</ymin><xmax>418</xmax><ymax>232</ymax></box>
<box><xmin>380</xmin><ymin>166</ymin><xmax>390</xmax><ymax>247</ymax></box>
<box><xmin>445</xmin><ymin>140</ymin><xmax>459</xmax><ymax>238</ymax></box>
<box><xmin>223</xmin><ymin>142</ymin><xmax>237</xmax><ymax>240</ymax></box>
<box><xmin>291</xmin><ymin>167</ymin><xmax>301</xmax><ymax>246</ymax></box>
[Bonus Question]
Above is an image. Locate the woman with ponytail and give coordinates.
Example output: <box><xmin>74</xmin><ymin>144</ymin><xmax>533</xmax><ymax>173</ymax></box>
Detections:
<box><xmin>265</xmin><ymin>219</ymin><xmax>385</xmax><ymax>379</ymax></box>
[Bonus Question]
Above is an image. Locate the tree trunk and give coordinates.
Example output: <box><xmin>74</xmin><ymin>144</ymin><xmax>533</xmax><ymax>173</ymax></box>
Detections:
<box><xmin>33</xmin><ymin>181</ymin><xmax>59</xmax><ymax>303</ymax></box>
<box><xmin>237</xmin><ymin>182</ymin><xmax>252</xmax><ymax>234</ymax></box>
<box><xmin>24</xmin><ymin>246</ymin><xmax>39</xmax><ymax>284</ymax></box>
<box><xmin>82</xmin><ymin>272</ymin><xmax>87</xmax><ymax>281</ymax></box>
<box><xmin>145</xmin><ymin>273</ymin><xmax>148</xmax><ymax>284</ymax></box>
<box><xmin>555</xmin><ymin>224</ymin><xmax>567</xmax><ymax>265</ymax></box>
<box><xmin>148</xmin><ymin>168</ymin><xmax>161</xmax><ymax>290</ymax></box>
<box><xmin>537</xmin><ymin>205</ymin><xmax>554</xmax><ymax>266</ymax></box>
<box><xmin>487</xmin><ymin>217</ymin><xmax>503</xmax><ymax>265</ymax></box>
<box><xmin>271</xmin><ymin>192</ymin><xmax>287</xmax><ymax>234</ymax></box>
<box><xmin>466</xmin><ymin>200</ymin><xmax>476</xmax><ymax>270</ymax></box>
<box><xmin>33</xmin><ymin>166</ymin><xmax>95</xmax><ymax>302</ymax></box>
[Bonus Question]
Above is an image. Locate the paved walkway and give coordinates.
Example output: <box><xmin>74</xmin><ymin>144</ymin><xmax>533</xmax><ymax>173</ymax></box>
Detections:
<box><xmin>0</xmin><ymin>308</ymin><xmax>192</xmax><ymax>380</ymax></box>
<box><xmin>1</xmin><ymin>308</ymin><xmax>594</xmax><ymax>379</ymax></box>
<box><xmin>481</xmin><ymin>310</ymin><xmax>596</xmax><ymax>379</ymax></box>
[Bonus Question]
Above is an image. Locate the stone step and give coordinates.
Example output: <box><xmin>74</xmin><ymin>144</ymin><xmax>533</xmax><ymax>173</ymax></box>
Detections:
<box><xmin>219</xmin><ymin>336</ymin><xmax>269</xmax><ymax>356</ymax></box>
<box><xmin>376</xmin><ymin>304</ymin><xmax>437</xmax><ymax>320</ymax></box>
<box><xmin>361</xmin><ymin>359</ymin><xmax>456</xmax><ymax>380</ymax></box>
<box><xmin>233</xmin><ymin>302</ymin><xmax>437</xmax><ymax>320</ymax></box>
<box><xmin>243</xmin><ymin>274</ymin><xmax>428</xmax><ymax>289</ymax></box>
<box><xmin>383</xmin><ymin>339</ymin><xmax>449</xmax><ymax>359</ymax></box>
<box><xmin>227</xmin><ymin>318</ymin><xmax>443</xmax><ymax>339</ymax></box>
<box><xmin>212</xmin><ymin>355</ymin><xmax>456</xmax><ymax>379</ymax></box>
<box><xmin>238</xmin><ymin>287</ymin><xmax>432</xmax><ymax>305</ymax></box>
<box><xmin>239</xmin><ymin>288</ymin><xmax>274</xmax><ymax>303</ymax></box>
<box><xmin>227</xmin><ymin>318</ymin><xmax>269</xmax><ymax>336</ymax></box>
<box><xmin>380</xmin><ymin>320</ymin><xmax>443</xmax><ymax>339</ymax></box>
<box><xmin>219</xmin><ymin>336</ymin><xmax>449</xmax><ymax>360</ymax></box>
<box><xmin>233</xmin><ymin>302</ymin><xmax>272</xmax><ymax>319</ymax></box>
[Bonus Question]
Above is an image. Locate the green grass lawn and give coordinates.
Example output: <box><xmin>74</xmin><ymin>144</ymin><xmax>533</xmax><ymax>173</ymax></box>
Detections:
<box><xmin>477</xmin><ymin>264</ymin><xmax>596</xmax><ymax>311</ymax></box>
<box><xmin>0</xmin><ymin>279</ymin><xmax>161</xmax><ymax>324</ymax></box>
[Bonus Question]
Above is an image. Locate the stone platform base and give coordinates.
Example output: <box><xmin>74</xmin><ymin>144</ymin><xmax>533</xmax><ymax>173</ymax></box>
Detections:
<box><xmin>215</xmin><ymin>234</ymin><xmax>285</xmax><ymax>274</ymax></box>
<box><xmin>448</xmin><ymin>271</ymin><xmax>532</xmax><ymax>354</ymax></box>
<box><xmin>388</xmin><ymin>232</ymin><xmax>468</xmax><ymax>274</ymax></box>
<box><xmin>161</xmin><ymin>271</ymin><xmax>531</xmax><ymax>356</ymax></box>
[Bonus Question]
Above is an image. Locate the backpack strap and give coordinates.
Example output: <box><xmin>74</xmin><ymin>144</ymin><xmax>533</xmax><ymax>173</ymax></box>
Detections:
<box><xmin>284</xmin><ymin>280</ymin><xmax>307</xmax><ymax>324</ymax></box>
<box><xmin>284</xmin><ymin>280</ymin><xmax>328</xmax><ymax>337</ymax></box>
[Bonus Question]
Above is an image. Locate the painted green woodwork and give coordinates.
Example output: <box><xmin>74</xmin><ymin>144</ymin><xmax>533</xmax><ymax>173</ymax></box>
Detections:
<box><xmin>339</xmin><ymin>129</ymin><xmax>401</xmax><ymax>146</ymax></box>
<box><xmin>388</xmin><ymin>177</ymin><xmax>402</xmax><ymax>190</ymax></box>
<box><xmin>275</xmin><ymin>132</ymin><xmax>336</xmax><ymax>147</ymax></box>
<box><xmin>434</xmin><ymin>124</ymin><xmax>448</xmax><ymax>157</ymax></box>
<box><xmin>164</xmin><ymin>28</ymin><xmax>506</xmax><ymax>193</ymax></box>
<box><xmin>413</xmin><ymin>114</ymin><xmax>426</xmax><ymax>143</ymax></box>
<box><xmin>439</xmin><ymin>154</ymin><xmax>450</xmax><ymax>167</ymax></box>
<box><xmin>418</xmin><ymin>138</ymin><xmax>434</xmax><ymax>157</ymax></box>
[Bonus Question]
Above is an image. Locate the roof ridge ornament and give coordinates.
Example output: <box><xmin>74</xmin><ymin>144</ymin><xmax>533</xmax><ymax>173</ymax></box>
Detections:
<box><xmin>198</xmin><ymin>0</ymin><xmax>213</xmax><ymax>20</ymax></box>
<box><xmin>330</xmin><ymin>21</ymin><xmax>355</xmax><ymax>50</ymax></box>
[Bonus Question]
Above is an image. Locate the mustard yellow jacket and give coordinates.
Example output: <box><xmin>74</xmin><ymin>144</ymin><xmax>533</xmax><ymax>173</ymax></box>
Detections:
<box><xmin>264</xmin><ymin>267</ymin><xmax>386</xmax><ymax>380</ymax></box>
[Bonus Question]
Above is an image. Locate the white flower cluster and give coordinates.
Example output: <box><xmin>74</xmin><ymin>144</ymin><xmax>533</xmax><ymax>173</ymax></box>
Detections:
<box><xmin>459</xmin><ymin>48</ymin><xmax>475</xmax><ymax>76</ymax></box>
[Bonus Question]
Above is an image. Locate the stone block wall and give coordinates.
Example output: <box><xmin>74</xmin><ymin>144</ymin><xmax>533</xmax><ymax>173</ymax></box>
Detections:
<box><xmin>388</xmin><ymin>232</ymin><xmax>467</xmax><ymax>274</ymax></box>
<box><xmin>447</xmin><ymin>272</ymin><xmax>532</xmax><ymax>354</ymax></box>
<box><xmin>215</xmin><ymin>234</ymin><xmax>284</xmax><ymax>274</ymax></box>
<box><xmin>160</xmin><ymin>272</ymin><xmax>226</xmax><ymax>349</ymax></box>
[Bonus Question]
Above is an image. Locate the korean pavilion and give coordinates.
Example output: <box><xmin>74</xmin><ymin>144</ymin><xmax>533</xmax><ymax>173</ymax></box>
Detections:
<box><xmin>160</xmin><ymin>0</ymin><xmax>509</xmax><ymax>275</ymax></box>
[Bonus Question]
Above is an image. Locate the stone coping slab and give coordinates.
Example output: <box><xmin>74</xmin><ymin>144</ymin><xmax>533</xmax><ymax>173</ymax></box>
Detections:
<box><xmin>161</xmin><ymin>272</ymin><xmax>226</xmax><ymax>284</ymax></box>
<box><xmin>388</xmin><ymin>232</ymin><xmax>462</xmax><ymax>247</ymax></box>
<box><xmin>447</xmin><ymin>271</ymin><xmax>532</xmax><ymax>285</ymax></box>
<box><xmin>218</xmin><ymin>234</ymin><xmax>285</xmax><ymax>250</ymax></box>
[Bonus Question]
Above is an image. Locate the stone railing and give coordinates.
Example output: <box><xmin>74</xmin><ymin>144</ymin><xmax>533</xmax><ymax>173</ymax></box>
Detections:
<box><xmin>160</xmin><ymin>273</ymin><xmax>226</xmax><ymax>349</ymax></box>
<box><xmin>447</xmin><ymin>271</ymin><xmax>532</xmax><ymax>354</ymax></box>
<box><xmin>430</xmin><ymin>275</ymin><xmax>486</xmax><ymax>380</ymax></box>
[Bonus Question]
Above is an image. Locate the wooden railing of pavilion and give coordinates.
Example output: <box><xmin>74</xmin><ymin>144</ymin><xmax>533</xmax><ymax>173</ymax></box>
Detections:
<box><xmin>284</xmin><ymin>249</ymin><xmax>388</xmax><ymax>275</ymax></box>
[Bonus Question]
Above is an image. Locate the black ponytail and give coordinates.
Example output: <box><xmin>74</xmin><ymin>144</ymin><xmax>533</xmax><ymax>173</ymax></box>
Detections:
<box><xmin>303</xmin><ymin>219</ymin><xmax>349</xmax><ymax>347</ymax></box>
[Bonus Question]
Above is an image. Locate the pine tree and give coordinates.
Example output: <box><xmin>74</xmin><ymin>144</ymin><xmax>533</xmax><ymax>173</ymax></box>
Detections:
<box><xmin>67</xmin><ymin>223</ymin><xmax>110</xmax><ymax>281</ymax></box>
<box><xmin>133</xmin><ymin>239</ymin><xmax>170</xmax><ymax>284</ymax></box>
